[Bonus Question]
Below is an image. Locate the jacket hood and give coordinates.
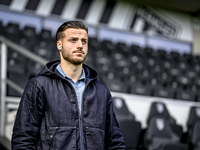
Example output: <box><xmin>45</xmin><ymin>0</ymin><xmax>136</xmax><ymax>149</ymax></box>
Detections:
<box><xmin>38</xmin><ymin>60</ymin><xmax>98</xmax><ymax>81</ymax></box>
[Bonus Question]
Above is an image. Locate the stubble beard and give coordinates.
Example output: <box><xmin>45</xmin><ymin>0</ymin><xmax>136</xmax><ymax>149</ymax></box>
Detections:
<box><xmin>61</xmin><ymin>48</ymin><xmax>87</xmax><ymax>65</ymax></box>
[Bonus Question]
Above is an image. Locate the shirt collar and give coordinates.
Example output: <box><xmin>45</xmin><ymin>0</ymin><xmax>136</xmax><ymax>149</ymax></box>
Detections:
<box><xmin>56</xmin><ymin>64</ymin><xmax>86</xmax><ymax>81</ymax></box>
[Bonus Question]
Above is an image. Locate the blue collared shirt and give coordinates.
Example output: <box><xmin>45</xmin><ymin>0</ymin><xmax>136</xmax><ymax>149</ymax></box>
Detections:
<box><xmin>56</xmin><ymin>64</ymin><xmax>86</xmax><ymax>113</ymax></box>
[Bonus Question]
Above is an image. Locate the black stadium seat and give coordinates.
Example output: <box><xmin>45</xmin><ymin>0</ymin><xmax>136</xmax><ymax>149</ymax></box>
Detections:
<box><xmin>147</xmin><ymin>102</ymin><xmax>183</xmax><ymax>138</ymax></box>
<box><xmin>186</xmin><ymin>106</ymin><xmax>200</xmax><ymax>142</ymax></box>
<box><xmin>190</xmin><ymin>121</ymin><xmax>200</xmax><ymax>150</ymax></box>
<box><xmin>144</xmin><ymin>116</ymin><xmax>188</xmax><ymax>150</ymax></box>
<box><xmin>3</xmin><ymin>22</ymin><xmax>20</xmax><ymax>43</ymax></box>
<box><xmin>113</xmin><ymin>97</ymin><xmax>141</xmax><ymax>149</ymax></box>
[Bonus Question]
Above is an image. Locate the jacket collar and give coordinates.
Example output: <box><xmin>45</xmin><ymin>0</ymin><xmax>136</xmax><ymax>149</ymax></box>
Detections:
<box><xmin>38</xmin><ymin>60</ymin><xmax>98</xmax><ymax>82</ymax></box>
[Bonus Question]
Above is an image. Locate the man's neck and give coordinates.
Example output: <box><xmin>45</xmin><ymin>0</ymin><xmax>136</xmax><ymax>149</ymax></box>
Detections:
<box><xmin>60</xmin><ymin>61</ymin><xmax>83</xmax><ymax>83</ymax></box>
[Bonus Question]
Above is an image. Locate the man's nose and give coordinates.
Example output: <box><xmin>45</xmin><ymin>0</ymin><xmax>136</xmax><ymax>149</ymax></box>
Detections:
<box><xmin>77</xmin><ymin>40</ymin><xmax>83</xmax><ymax>48</ymax></box>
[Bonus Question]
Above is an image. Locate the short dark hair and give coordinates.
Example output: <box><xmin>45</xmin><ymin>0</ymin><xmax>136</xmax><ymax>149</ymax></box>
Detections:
<box><xmin>55</xmin><ymin>20</ymin><xmax>88</xmax><ymax>41</ymax></box>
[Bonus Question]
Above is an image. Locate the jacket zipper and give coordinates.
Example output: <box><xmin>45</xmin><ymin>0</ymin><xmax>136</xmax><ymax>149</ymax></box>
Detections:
<box><xmin>80</xmin><ymin>80</ymin><xmax>90</xmax><ymax>150</ymax></box>
<box><xmin>65</xmin><ymin>78</ymin><xmax>90</xmax><ymax>150</ymax></box>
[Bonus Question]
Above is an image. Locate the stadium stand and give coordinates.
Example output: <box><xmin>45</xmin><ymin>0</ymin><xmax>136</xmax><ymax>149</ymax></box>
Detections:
<box><xmin>0</xmin><ymin>0</ymin><xmax>199</xmax><ymax>148</ymax></box>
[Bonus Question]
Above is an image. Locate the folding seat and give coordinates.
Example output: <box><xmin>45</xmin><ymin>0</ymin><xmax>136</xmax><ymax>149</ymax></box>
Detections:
<box><xmin>101</xmin><ymin>39</ymin><xmax>114</xmax><ymax>55</ymax></box>
<box><xmin>190</xmin><ymin>121</ymin><xmax>200</xmax><ymax>150</ymax></box>
<box><xmin>39</xmin><ymin>28</ymin><xmax>54</xmax><ymax>42</ymax></box>
<box><xmin>113</xmin><ymin>97</ymin><xmax>135</xmax><ymax>121</ymax></box>
<box><xmin>129</xmin><ymin>44</ymin><xmax>144</xmax><ymax>56</ymax></box>
<box><xmin>187</xmin><ymin>106</ymin><xmax>200</xmax><ymax>137</ymax></box>
<box><xmin>156</xmin><ymin>72</ymin><xmax>172</xmax><ymax>86</ymax></box>
<box><xmin>181</xmin><ymin>53</ymin><xmax>193</xmax><ymax>64</ymax></box>
<box><xmin>168</xmin><ymin>65</ymin><xmax>181</xmax><ymax>78</ymax></box>
<box><xmin>7</xmin><ymin>48</ymin><xmax>27</xmax><ymax>75</ymax></box>
<box><xmin>153</xmin><ymin>85</ymin><xmax>175</xmax><ymax>99</ymax></box>
<box><xmin>130</xmin><ymin>81</ymin><xmax>152</xmax><ymax>96</ymax></box>
<box><xmin>115</xmin><ymin>42</ymin><xmax>129</xmax><ymax>57</ymax></box>
<box><xmin>88</xmin><ymin>37</ymin><xmax>102</xmax><ymax>51</ymax></box>
<box><xmin>176</xmin><ymin>88</ymin><xmax>196</xmax><ymax>101</ymax></box>
<box><xmin>3</xmin><ymin>22</ymin><xmax>20</xmax><ymax>43</ymax></box>
<box><xmin>176</xmin><ymin>75</ymin><xmax>192</xmax><ymax>88</ymax></box>
<box><xmin>26</xmin><ymin>60</ymin><xmax>44</xmax><ymax>78</ymax></box>
<box><xmin>157</xmin><ymin>49</ymin><xmax>167</xmax><ymax>59</ymax></box>
<box><xmin>112</xmin><ymin>53</ymin><xmax>130</xmax><ymax>73</ymax></box>
<box><xmin>112</xmin><ymin>97</ymin><xmax>141</xmax><ymax>149</ymax></box>
<box><xmin>170</xmin><ymin>51</ymin><xmax>180</xmax><ymax>61</ymax></box>
<box><xmin>147</xmin><ymin>102</ymin><xmax>183</xmax><ymax>138</ymax></box>
<box><xmin>93</xmin><ymin>49</ymin><xmax>111</xmax><ymax>73</ymax></box>
<box><xmin>33</xmin><ymin>41</ymin><xmax>53</xmax><ymax>60</ymax></box>
<box><xmin>0</xmin><ymin>20</ymin><xmax>4</xmax><ymax>35</ymax></box>
<box><xmin>7</xmin><ymin>72</ymin><xmax>29</xmax><ymax>97</ymax></box>
<box><xmin>19</xmin><ymin>25</ymin><xmax>37</xmax><ymax>48</ymax></box>
<box><xmin>102</xmin><ymin>71</ymin><xmax>128</xmax><ymax>93</ymax></box>
<box><xmin>144</xmin><ymin>116</ymin><xmax>188</xmax><ymax>150</ymax></box>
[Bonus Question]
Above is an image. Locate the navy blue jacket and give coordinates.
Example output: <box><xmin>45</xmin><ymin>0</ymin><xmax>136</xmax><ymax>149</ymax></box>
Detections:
<box><xmin>12</xmin><ymin>60</ymin><xmax>126</xmax><ymax>150</ymax></box>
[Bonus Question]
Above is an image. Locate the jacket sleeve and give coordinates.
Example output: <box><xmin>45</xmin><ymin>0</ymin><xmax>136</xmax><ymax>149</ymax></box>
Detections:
<box><xmin>11</xmin><ymin>78</ymin><xmax>44</xmax><ymax>150</ymax></box>
<box><xmin>105</xmin><ymin>93</ymin><xmax>126</xmax><ymax>150</ymax></box>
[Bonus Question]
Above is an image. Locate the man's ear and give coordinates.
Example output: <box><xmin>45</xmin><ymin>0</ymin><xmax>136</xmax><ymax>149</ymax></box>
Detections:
<box><xmin>57</xmin><ymin>41</ymin><xmax>62</xmax><ymax>51</ymax></box>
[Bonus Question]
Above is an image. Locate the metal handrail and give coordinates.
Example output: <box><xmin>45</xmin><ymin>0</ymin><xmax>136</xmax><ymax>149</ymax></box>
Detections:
<box><xmin>0</xmin><ymin>36</ymin><xmax>49</xmax><ymax>136</ymax></box>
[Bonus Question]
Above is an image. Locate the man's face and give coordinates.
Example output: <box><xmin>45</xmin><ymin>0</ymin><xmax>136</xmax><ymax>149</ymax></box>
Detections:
<box><xmin>58</xmin><ymin>28</ymin><xmax>88</xmax><ymax>65</ymax></box>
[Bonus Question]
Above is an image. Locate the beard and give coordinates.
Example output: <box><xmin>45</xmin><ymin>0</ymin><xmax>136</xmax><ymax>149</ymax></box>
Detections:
<box><xmin>61</xmin><ymin>48</ymin><xmax>87</xmax><ymax>65</ymax></box>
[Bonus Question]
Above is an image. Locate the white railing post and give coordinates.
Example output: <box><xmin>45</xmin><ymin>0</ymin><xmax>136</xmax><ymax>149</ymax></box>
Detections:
<box><xmin>0</xmin><ymin>42</ymin><xmax>7</xmax><ymax>136</ymax></box>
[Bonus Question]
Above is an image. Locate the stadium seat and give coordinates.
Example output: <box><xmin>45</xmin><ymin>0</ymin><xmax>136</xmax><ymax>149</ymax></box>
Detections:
<box><xmin>190</xmin><ymin>121</ymin><xmax>200</xmax><ymax>150</ymax></box>
<box><xmin>101</xmin><ymin>39</ymin><xmax>115</xmax><ymax>55</ymax></box>
<box><xmin>3</xmin><ymin>22</ymin><xmax>20</xmax><ymax>43</ymax></box>
<box><xmin>113</xmin><ymin>97</ymin><xmax>135</xmax><ymax>121</ymax></box>
<box><xmin>176</xmin><ymin>88</ymin><xmax>196</xmax><ymax>101</ymax></box>
<box><xmin>7</xmin><ymin>48</ymin><xmax>27</xmax><ymax>75</ymax></box>
<box><xmin>187</xmin><ymin>106</ymin><xmax>200</xmax><ymax>130</ymax></box>
<box><xmin>186</xmin><ymin>106</ymin><xmax>200</xmax><ymax>142</ymax></box>
<box><xmin>147</xmin><ymin>102</ymin><xmax>183</xmax><ymax>138</ymax></box>
<box><xmin>153</xmin><ymin>84</ymin><xmax>175</xmax><ymax>99</ymax></box>
<box><xmin>102</xmin><ymin>72</ymin><xmax>128</xmax><ymax>93</ymax></box>
<box><xmin>33</xmin><ymin>41</ymin><xmax>53</xmax><ymax>60</ymax></box>
<box><xmin>113</xmin><ymin>97</ymin><xmax>141</xmax><ymax>149</ymax></box>
<box><xmin>144</xmin><ymin>116</ymin><xmax>188</xmax><ymax>150</ymax></box>
<box><xmin>38</xmin><ymin>28</ymin><xmax>53</xmax><ymax>42</ymax></box>
<box><xmin>26</xmin><ymin>60</ymin><xmax>44</xmax><ymax>78</ymax></box>
<box><xmin>21</xmin><ymin>25</ymin><xmax>37</xmax><ymax>47</ymax></box>
<box><xmin>0</xmin><ymin>20</ymin><xmax>4</xmax><ymax>35</ymax></box>
<box><xmin>130</xmin><ymin>82</ymin><xmax>152</xmax><ymax>96</ymax></box>
<box><xmin>88</xmin><ymin>37</ymin><xmax>102</xmax><ymax>50</ymax></box>
<box><xmin>7</xmin><ymin>73</ymin><xmax>29</xmax><ymax>97</ymax></box>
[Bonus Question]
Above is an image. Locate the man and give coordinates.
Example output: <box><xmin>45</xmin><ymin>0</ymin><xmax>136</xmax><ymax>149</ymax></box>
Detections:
<box><xmin>12</xmin><ymin>21</ymin><xmax>126</xmax><ymax>150</ymax></box>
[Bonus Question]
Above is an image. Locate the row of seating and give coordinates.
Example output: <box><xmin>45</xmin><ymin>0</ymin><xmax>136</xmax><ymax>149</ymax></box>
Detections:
<box><xmin>113</xmin><ymin>97</ymin><xmax>200</xmax><ymax>150</ymax></box>
<box><xmin>1</xmin><ymin>21</ymin><xmax>200</xmax><ymax>102</ymax></box>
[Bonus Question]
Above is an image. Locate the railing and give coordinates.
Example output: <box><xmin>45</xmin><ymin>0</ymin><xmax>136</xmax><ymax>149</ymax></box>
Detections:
<box><xmin>0</xmin><ymin>36</ymin><xmax>48</xmax><ymax>137</ymax></box>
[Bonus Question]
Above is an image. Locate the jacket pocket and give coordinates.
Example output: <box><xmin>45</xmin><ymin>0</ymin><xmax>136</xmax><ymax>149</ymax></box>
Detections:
<box><xmin>48</xmin><ymin>126</ymin><xmax>77</xmax><ymax>150</ymax></box>
<box><xmin>85</xmin><ymin>127</ymin><xmax>105</xmax><ymax>150</ymax></box>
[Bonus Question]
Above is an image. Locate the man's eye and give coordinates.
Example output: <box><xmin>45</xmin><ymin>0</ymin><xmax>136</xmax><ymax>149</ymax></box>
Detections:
<box><xmin>82</xmin><ymin>40</ymin><xmax>87</xmax><ymax>44</ymax></box>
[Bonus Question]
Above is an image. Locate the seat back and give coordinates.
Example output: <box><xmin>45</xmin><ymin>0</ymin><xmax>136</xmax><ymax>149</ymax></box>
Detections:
<box><xmin>147</xmin><ymin>102</ymin><xmax>176</xmax><ymax>125</ymax></box>
<box><xmin>187</xmin><ymin>106</ymin><xmax>200</xmax><ymax>131</ymax></box>
<box><xmin>112</xmin><ymin>97</ymin><xmax>141</xmax><ymax>149</ymax></box>
<box><xmin>112</xmin><ymin>97</ymin><xmax>135</xmax><ymax>121</ymax></box>
<box><xmin>191</xmin><ymin>121</ymin><xmax>200</xmax><ymax>150</ymax></box>
<box><xmin>145</xmin><ymin>116</ymin><xmax>180</xmax><ymax>150</ymax></box>
<box><xmin>120</xmin><ymin>119</ymin><xmax>141</xmax><ymax>149</ymax></box>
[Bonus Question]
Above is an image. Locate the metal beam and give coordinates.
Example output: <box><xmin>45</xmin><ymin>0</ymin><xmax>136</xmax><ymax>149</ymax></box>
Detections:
<box><xmin>0</xmin><ymin>36</ymin><xmax>48</xmax><ymax>66</ymax></box>
<box><xmin>0</xmin><ymin>42</ymin><xmax>7</xmax><ymax>136</ymax></box>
